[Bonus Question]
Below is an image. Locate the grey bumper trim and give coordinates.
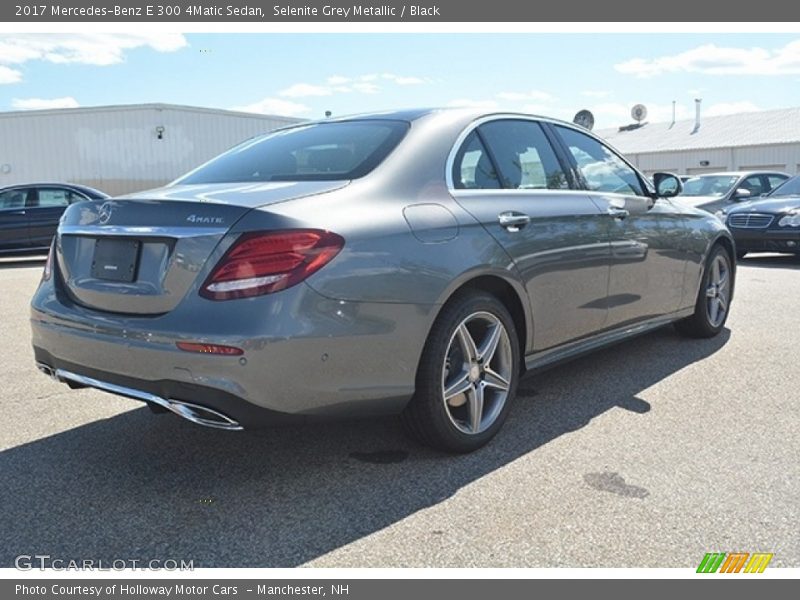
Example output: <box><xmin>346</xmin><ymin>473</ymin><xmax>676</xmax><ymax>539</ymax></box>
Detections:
<box><xmin>37</xmin><ymin>363</ymin><xmax>243</xmax><ymax>431</ymax></box>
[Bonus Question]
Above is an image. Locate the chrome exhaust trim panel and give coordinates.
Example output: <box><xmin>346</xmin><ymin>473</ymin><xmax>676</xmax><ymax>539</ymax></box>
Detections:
<box><xmin>36</xmin><ymin>363</ymin><xmax>243</xmax><ymax>431</ymax></box>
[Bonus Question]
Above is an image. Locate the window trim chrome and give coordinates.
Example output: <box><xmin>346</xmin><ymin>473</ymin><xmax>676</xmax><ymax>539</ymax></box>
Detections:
<box><xmin>444</xmin><ymin>113</ymin><xmax>654</xmax><ymax>197</ymax></box>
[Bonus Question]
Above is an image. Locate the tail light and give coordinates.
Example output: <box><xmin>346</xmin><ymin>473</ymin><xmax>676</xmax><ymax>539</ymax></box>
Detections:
<box><xmin>200</xmin><ymin>229</ymin><xmax>344</xmax><ymax>300</ymax></box>
<box><xmin>42</xmin><ymin>241</ymin><xmax>54</xmax><ymax>281</ymax></box>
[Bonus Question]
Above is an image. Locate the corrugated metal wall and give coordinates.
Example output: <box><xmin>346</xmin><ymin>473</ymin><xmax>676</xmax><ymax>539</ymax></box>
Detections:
<box><xmin>629</xmin><ymin>143</ymin><xmax>800</xmax><ymax>177</ymax></box>
<box><xmin>0</xmin><ymin>105</ymin><xmax>300</xmax><ymax>195</ymax></box>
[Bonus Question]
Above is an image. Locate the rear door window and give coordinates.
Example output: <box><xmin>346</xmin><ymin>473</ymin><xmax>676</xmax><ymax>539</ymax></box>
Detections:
<box><xmin>35</xmin><ymin>188</ymin><xmax>71</xmax><ymax>208</ymax></box>
<box><xmin>452</xmin><ymin>131</ymin><xmax>501</xmax><ymax>189</ymax></box>
<box><xmin>478</xmin><ymin>120</ymin><xmax>569</xmax><ymax>190</ymax></box>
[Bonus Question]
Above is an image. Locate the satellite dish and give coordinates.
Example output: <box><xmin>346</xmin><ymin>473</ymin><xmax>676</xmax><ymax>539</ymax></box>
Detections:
<box><xmin>631</xmin><ymin>104</ymin><xmax>648</xmax><ymax>123</ymax></box>
<box><xmin>573</xmin><ymin>109</ymin><xmax>595</xmax><ymax>131</ymax></box>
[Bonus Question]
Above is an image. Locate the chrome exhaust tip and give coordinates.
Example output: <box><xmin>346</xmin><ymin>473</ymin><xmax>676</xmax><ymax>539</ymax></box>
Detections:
<box><xmin>164</xmin><ymin>399</ymin><xmax>242</xmax><ymax>431</ymax></box>
<box><xmin>42</xmin><ymin>366</ymin><xmax>243</xmax><ymax>431</ymax></box>
<box><xmin>36</xmin><ymin>362</ymin><xmax>57</xmax><ymax>379</ymax></box>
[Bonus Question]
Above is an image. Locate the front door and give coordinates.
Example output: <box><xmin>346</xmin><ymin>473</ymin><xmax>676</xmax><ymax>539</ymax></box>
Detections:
<box><xmin>552</xmin><ymin>125</ymin><xmax>688</xmax><ymax>327</ymax></box>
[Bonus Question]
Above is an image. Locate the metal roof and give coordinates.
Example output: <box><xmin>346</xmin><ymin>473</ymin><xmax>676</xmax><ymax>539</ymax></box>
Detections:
<box><xmin>596</xmin><ymin>106</ymin><xmax>800</xmax><ymax>154</ymax></box>
<box><xmin>0</xmin><ymin>102</ymin><xmax>300</xmax><ymax>123</ymax></box>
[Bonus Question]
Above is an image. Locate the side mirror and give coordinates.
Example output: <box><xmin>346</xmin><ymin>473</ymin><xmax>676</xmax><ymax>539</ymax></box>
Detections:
<box><xmin>653</xmin><ymin>172</ymin><xmax>682</xmax><ymax>198</ymax></box>
<box><xmin>733</xmin><ymin>188</ymin><xmax>752</xmax><ymax>200</ymax></box>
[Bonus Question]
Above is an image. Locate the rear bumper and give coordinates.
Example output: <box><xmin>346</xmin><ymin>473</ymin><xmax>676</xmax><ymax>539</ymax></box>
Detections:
<box><xmin>730</xmin><ymin>228</ymin><xmax>800</xmax><ymax>253</ymax></box>
<box><xmin>31</xmin><ymin>279</ymin><xmax>437</xmax><ymax>428</ymax></box>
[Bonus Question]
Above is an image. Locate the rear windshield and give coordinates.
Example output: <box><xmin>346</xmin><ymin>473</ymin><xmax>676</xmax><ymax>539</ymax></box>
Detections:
<box><xmin>768</xmin><ymin>175</ymin><xmax>800</xmax><ymax>197</ymax></box>
<box><xmin>176</xmin><ymin>120</ymin><xmax>409</xmax><ymax>184</ymax></box>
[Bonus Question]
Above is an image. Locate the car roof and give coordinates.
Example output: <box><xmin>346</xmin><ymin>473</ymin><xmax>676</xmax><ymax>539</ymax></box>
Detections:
<box><xmin>0</xmin><ymin>182</ymin><xmax>108</xmax><ymax>195</ymax></box>
<box><xmin>299</xmin><ymin>107</ymin><xmax>588</xmax><ymax>130</ymax></box>
<box><xmin>688</xmin><ymin>171</ymin><xmax>789</xmax><ymax>178</ymax></box>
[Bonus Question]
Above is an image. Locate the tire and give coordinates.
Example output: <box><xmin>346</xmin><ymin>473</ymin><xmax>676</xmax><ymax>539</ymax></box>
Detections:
<box><xmin>401</xmin><ymin>291</ymin><xmax>520</xmax><ymax>453</ymax></box>
<box><xmin>675</xmin><ymin>244</ymin><xmax>733</xmax><ymax>338</ymax></box>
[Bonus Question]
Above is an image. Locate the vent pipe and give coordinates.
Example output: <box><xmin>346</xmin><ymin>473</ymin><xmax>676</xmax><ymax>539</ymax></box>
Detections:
<box><xmin>691</xmin><ymin>99</ymin><xmax>702</xmax><ymax>134</ymax></box>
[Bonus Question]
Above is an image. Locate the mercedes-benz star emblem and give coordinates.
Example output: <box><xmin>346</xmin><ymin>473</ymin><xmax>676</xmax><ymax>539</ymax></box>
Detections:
<box><xmin>98</xmin><ymin>202</ymin><xmax>114</xmax><ymax>224</ymax></box>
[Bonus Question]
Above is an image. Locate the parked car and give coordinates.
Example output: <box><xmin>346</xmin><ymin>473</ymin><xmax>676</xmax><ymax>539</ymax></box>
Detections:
<box><xmin>717</xmin><ymin>174</ymin><xmax>800</xmax><ymax>259</ymax></box>
<box><xmin>676</xmin><ymin>171</ymin><xmax>789</xmax><ymax>213</ymax></box>
<box><xmin>31</xmin><ymin>109</ymin><xmax>735</xmax><ymax>452</ymax></box>
<box><xmin>0</xmin><ymin>183</ymin><xmax>109</xmax><ymax>254</ymax></box>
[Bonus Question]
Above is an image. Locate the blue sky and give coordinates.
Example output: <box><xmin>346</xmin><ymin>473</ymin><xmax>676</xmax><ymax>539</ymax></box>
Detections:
<box><xmin>1</xmin><ymin>33</ymin><xmax>800</xmax><ymax>128</ymax></box>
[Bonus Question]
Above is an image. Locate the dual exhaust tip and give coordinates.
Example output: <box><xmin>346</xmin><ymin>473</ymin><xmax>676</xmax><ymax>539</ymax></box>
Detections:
<box><xmin>37</xmin><ymin>363</ymin><xmax>242</xmax><ymax>431</ymax></box>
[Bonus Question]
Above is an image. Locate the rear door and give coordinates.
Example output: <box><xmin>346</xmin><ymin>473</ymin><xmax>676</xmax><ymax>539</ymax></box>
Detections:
<box><xmin>449</xmin><ymin>118</ymin><xmax>611</xmax><ymax>351</ymax></box>
<box><xmin>27</xmin><ymin>187</ymin><xmax>79</xmax><ymax>248</ymax></box>
<box><xmin>0</xmin><ymin>187</ymin><xmax>34</xmax><ymax>251</ymax></box>
<box><xmin>551</xmin><ymin>124</ymin><xmax>688</xmax><ymax>328</ymax></box>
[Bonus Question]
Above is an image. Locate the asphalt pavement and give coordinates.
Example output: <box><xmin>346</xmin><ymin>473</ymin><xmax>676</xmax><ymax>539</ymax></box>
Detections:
<box><xmin>1</xmin><ymin>254</ymin><xmax>797</xmax><ymax>568</ymax></box>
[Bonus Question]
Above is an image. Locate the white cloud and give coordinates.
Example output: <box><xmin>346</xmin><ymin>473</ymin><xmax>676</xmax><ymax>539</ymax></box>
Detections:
<box><xmin>279</xmin><ymin>83</ymin><xmax>333</xmax><ymax>98</ymax></box>
<box><xmin>326</xmin><ymin>75</ymin><xmax>350</xmax><ymax>85</ymax></box>
<box><xmin>0</xmin><ymin>34</ymin><xmax>187</xmax><ymax>68</ymax></box>
<box><xmin>581</xmin><ymin>90</ymin><xmax>612</xmax><ymax>99</ymax></box>
<box><xmin>12</xmin><ymin>96</ymin><xmax>79</xmax><ymax>110</ymax></box>
<box><xmin>277</xmin><ymin>73</ymin><xmax>424</xmax><ymax>98</ymax></box>
<box><xmin>447</xmin><ymin>98</ymin><xmax>499</xmax><ymax>109</ymax></box>
<box><xmin>0</xmin><ymin>65</ymin><xmax>22</xmax><ymax>84</ymax></box>
<box><xmin>496</xmin><ymin>90</ymin><xmax>553</xmax><ymax>102</ymax></box>
<box><xmin>705</xmin><ymin>101</ymin><xmax>760</xmax><ymax>117</ymax></box>
<box><xmin>615</xmin><ymin>39</ymin><xmax>800</xmax><ymax>78</ymax></box>
<box><xmin>352</xmin><ymin>82</ymin><xmax>380</xmax><ymax>94</ymax></box>
<box><xmin>233</xmin><ymin>97</ymin><xmax>311</xmax><ymax>117</ymax></box>
<box><xmin>382</xmin><ymin>73</ymin><xmax>424</xmax><ymax>85</ymax></box>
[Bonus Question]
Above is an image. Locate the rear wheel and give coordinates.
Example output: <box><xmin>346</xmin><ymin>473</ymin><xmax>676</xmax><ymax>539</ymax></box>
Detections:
<box><xmin>675</xmin><ymin>244</ymin><xmax>733</xmax><ymax>338</ymax></box>
<box><xmin>401</xmin><ymin>291</ymin><xmax>520</xmax><ymax>453</ymax></box>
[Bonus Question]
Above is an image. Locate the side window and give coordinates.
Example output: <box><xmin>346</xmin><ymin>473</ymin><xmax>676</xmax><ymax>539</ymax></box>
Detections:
<box><xmin>452</xmin><ymin>131</ymin><xmax>500</xmax><ymax>190</ymax></box>
<box><xmin>0</xmin><ymin>189</ymin><xmax>28</xmax><ymax>210</ymax></box>
<box><xmin>68</xmin><ymin>191</ymin><xmax>89</xmax><ymax>203</ymax></box>
<box><xmin>739</xmin><ymin>175</ymin><xmax>764</xmax><ymax>196</ymax></box>
<box><xmin>36</xmin><ymin>188</ymin><xmax>71</xmax><ymax>208</ymax></box>
<box><xmin>555</xmin><ymin>125</ymin><xmax>644</xmax><ymax>196</ymax></box>
<box><xmin>767</xmin><ymin>175</ymin><xmax>788</xmax><ymax>191</ymax></box>
<box><xmin>478</xmin><ymin>120</ymin><xmax>569</xmax><ymax>190</ymax></box>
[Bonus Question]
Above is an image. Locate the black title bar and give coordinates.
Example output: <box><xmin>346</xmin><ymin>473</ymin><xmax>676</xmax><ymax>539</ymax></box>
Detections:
<box><xmin>4</xmin><ymin>0</ymin><xmax>800</xmax><ymax>21</ymax></box>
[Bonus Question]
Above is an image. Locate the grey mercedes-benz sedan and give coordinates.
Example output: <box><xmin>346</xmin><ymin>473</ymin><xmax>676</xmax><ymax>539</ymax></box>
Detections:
<box><xmin>31</xmin><ymin>109</ymin><xmax>735</xmax><ymax>452</ymax></box>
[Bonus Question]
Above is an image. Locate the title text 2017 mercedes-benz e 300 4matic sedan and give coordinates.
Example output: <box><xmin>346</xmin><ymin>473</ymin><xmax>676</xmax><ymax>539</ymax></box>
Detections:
<box><xmin>31</xmin><ymin>109</ymin><xmax>735</xmax><ymax>452</ymax></box>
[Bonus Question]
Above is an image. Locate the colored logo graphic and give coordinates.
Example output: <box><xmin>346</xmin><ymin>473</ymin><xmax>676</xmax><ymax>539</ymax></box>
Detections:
<box><xmin>697</xmin><ymin>552</ymin><xmax>773</xmax><ymax>573</ymax></box>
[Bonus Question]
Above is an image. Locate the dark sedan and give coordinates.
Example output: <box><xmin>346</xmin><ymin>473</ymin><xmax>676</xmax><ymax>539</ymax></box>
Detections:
<box><xmin>719</xmin><ymin>175</ymin><xmax>800</xmax><ymax>258</ymax></box>
<box><xmin>0</xmin><ymin>183</ymin><xmax>108</xmax><ymax>254</ymax></box>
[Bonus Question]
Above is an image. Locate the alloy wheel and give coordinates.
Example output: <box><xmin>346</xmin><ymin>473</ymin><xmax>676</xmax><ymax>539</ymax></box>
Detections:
<box><xmin>441</xmin><ymin>311</ymin><xmax>513</xmax><ymax>435</ymax></box>
<box><xmin>705</xmin><ymin>253</ymin><xmax>731</xmax><ymax>327</ymax></box>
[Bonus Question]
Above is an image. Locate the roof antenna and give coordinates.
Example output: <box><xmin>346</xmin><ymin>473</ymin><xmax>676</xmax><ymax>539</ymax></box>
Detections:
<box><xmin>669</xmin><ymin>101</ymin><xmax>676</xmax><ymax>129</ymax></box>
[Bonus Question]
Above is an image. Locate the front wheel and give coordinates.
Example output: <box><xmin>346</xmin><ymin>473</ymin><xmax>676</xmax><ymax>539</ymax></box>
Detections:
<box><xmin>401</xmin><ymin>291</ymin><xmax>520</xmax><ymax>453</ymax></box>
<box><xmin>675</xmin><ymin>244</ymin><xmax>733</xmax><ymax>338</ymax></box>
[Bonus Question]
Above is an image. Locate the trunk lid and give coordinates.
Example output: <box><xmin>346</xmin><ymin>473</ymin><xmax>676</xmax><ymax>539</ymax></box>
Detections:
<box><xmin>56</xmin><ymin>181</ymin><xmax>348</xmax><ymax>315</ymax></box>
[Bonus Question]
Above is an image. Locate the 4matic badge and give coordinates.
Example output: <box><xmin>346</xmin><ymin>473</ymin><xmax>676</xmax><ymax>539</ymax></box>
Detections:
<box><xmin>186</xmin><ymin>214</ymin><xmax>224</xmax><ymax>224</ymax></box>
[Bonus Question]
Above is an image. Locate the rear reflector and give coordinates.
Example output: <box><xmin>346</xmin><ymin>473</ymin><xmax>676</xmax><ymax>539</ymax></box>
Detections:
<box><xmin>200</xmin><ymin>229</ymin><xmax>344</xmax><ymax>300</ymax></box>
<box><xmin>42</xmin><ymin>241</ymin><xmax>54</xmax><ymax>281</ymax></box>
<box><xmin>176</xmin><ymin>342</ymin><xmax>244</xmax><ymax>356</ymax></box>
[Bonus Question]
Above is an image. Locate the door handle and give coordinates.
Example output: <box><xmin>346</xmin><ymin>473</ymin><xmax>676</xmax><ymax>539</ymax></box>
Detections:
<box><xmin>498</xmin><ymin>211</ymin><xmax>531</xmax><ymax>232</ymax></box>
<box><xmin>606</xmin><ymin>207</ymin><xmax>630</xmax><ymax>220</ymax></box>
<box><xmin>8</xmin><ymin>210</ymin><xmax>26</xmax><ymax>216</ymax></box>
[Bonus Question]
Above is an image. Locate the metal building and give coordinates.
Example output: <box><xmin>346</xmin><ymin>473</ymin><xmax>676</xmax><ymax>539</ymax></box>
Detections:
<box><xmin>597</xmin><ymin>104</ymin><xmax>800</xmax><ymax>178</ymax></box>
<box><xmin>0</xmin><ymin>103</ymin><xmax>300</xmax><ymax>195</ymax></box>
